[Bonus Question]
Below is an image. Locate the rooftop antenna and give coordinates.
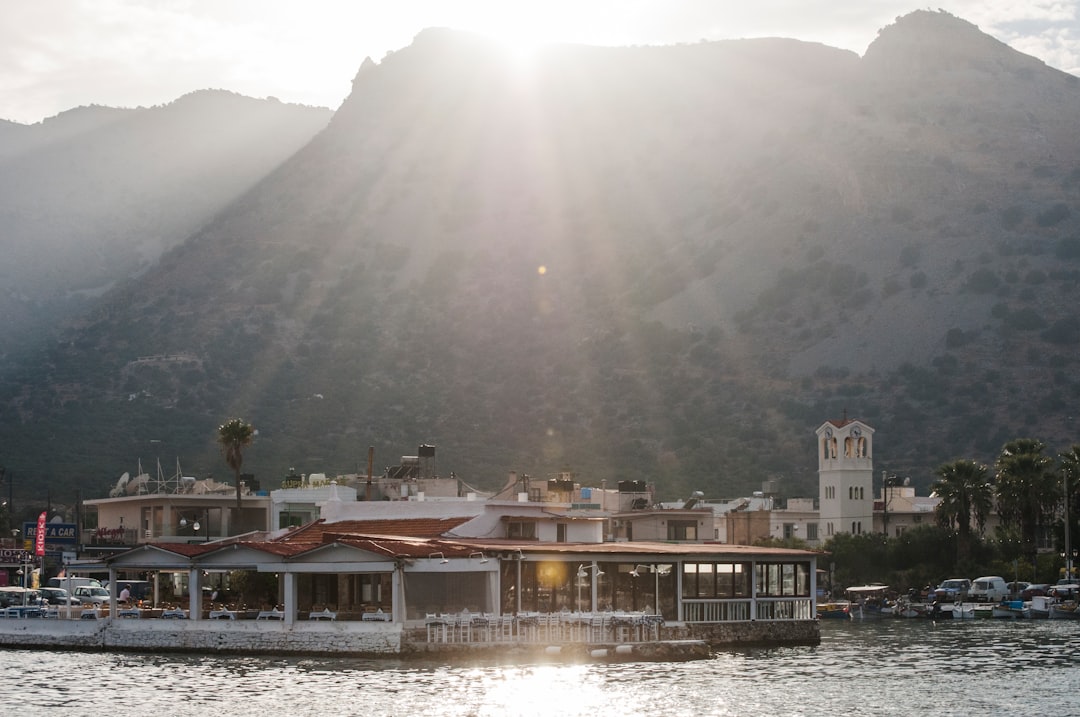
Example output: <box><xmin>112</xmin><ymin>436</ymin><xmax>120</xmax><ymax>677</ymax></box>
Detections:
<box><xmin>365</xmin><ymin>446</ymin><xmax>374</xmax><ymax>501</ymax></box>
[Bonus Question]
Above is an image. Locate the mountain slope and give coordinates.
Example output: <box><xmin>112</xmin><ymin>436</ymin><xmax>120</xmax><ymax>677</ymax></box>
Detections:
<box><xmin>4</xmin><ymin>11</ymin><xmax>1080</xmax><ymax>506</ymax></box>
<box><xmin>0</xmin><ymin>91</ymin><xmax>333</xmax><ymax>360</ymax></box>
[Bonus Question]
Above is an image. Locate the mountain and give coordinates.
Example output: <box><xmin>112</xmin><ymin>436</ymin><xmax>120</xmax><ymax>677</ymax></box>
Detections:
<box><xmin>0</xmin><ymin>91</ymin><xmax>333</xmax><ymax>361</ymax></box>
<box><xmin>3</xmin><ymin>10</ymin><xmax>1080</xmax><ymax>509</ymax></box>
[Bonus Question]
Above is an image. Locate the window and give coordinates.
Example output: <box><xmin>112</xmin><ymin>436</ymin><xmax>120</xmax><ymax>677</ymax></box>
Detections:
<box><xmin>806</xmin><ymin>523</ymin><xmax>818</xmax><ymax>540</ymax></box>
<box><xmin>682</xmin><ymin>562</ymin><xmax>750</xmax><ymax>598</ymax></box>
<box><xmin>667</xmin><ymin>520</ymin><xmax>698</xmax><ymax>541</ymax></box>
<box><xmin>755</xmin><ymin>562</ymin><xmax>811</xmax><ymax>597</ymax></box>
<box><xmin>507</xmin><ymin>521</ymin><xmax>537</xmax><ymax>540</ymax></box>
<box><xmin>556</xmin><ymin>523</ymin><xmax>567</xmax><ymax>543</ymax></box>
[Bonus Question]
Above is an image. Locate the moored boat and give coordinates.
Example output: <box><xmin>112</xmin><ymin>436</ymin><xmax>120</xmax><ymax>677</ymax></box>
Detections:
<box><xmin>1048</xmin><ymin>601</ymin><xmax>1080</xmax><ymax>619</ymax></box>
<box><xmin>845</xmin><ymin>585</ymin><xmax>896</xmax><ymax>619</ymax></box>
<box><xmin>991</xmin><ymin>600</ymin><xmax>1030</xmax><ymax>619</ymax></box>
<box><xmin>817</xmin><ymin>601</ymin><xmax>851</xmax><ymax>619</ymax></box>
<box><xmin>1029</xmin><ymin>595</ymin><xmax>1053</xmax><ymax>619</ymax></box>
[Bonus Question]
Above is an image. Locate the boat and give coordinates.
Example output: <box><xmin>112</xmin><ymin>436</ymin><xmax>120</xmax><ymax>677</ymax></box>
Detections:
<box><xmin>817</xmin><ymin>601</ymin><xmax>851</xmax><ymax>619</ymax></box>
<box><xmin>845</xmin><ymin>585</ymin><xmax>897</xmax><ymax>619</ymax></box>
<box><xmin>1029</xmin><ymin>594</ymin><xmax>1053</xmax><ymax>619</ymax></box>
<box><xmin>991</xmin><ymin>600</ymin><xmax>1031</xmax><ymax>619</ymax></box>
<box><xmin>1046</xmin><ymin>584</ymin><xmax>1080</xmax><ymax>619</ymax></box>
<box><xmin>947</xmin><ymin>602</ymin><xmax>976</xmax><ymax>619</ymax></box>
<box><xmin>1048</xmin><ymin>601</ymin><xmax>1080</xmax><ymax>619</ymax></box>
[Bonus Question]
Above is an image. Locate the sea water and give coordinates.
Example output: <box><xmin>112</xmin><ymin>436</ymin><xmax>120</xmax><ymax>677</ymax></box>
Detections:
<box><xmin>3</xmin><ymin>619</ymin><xmax>1077</xmax><ymax>716</ymax></box>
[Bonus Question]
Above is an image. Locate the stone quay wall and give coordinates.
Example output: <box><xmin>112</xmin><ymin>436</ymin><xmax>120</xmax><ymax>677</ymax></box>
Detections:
<box><xmin>0</xmin><ymin>619</ymin><xmax>402</xmax><ymax>655</ymax></box>
<box><xmin>0</xmin><ymin>619</ymin><xmax>817</xmax><ymax>656</ymax></box>
<box><xmin>683</xmin><ymin>619</ymin><xmax>821</xmax><ymax>646</ymax></box>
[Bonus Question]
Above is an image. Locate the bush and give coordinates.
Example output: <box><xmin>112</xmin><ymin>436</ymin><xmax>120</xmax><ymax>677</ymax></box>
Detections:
<box><xmin>1000</xmin><ymin>205</ymin><xmax>1025</xmax><ymax>229</ymax></box>
<box><xmin>1036</xmin><ymin>203</ymin><xmax>1071</xmax><ymax>227</ymax></box>
<box><xmin>964</xmin><ymin>268</ymin><xmax>1000</xmax><ymax>293</ymax></box>
<box><xmin>945</xmin><ymin>328</ymin><xmax>969</xmax><ymax>348</ymax></box>
<box><xmin>1055</xmin><ymin>236</ymin><xmax>1080</xmax><ymax>260</ymax></box>
<box><xmin>1042</xmin><ymin>317</ymin><xmax>1080</xmax><ymax>345</ymax></box>
<box><xmin>1002</xmin><ymin>307</ymin><xmax>1047</xmax><ymax>331</ymax></box>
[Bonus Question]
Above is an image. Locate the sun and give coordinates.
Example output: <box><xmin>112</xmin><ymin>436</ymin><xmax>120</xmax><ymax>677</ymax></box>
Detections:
<box><xmin>446</xmin><ymin>4</ymin><xmax>574</xmax><ymax>67</ymax></box>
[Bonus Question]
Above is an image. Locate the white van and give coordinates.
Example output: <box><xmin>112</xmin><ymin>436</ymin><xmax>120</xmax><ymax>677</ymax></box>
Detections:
<box><xmin>46</xmin><ymin>576</ymin><xmax>102</xmax><ymax>592</ymax></box>
<box><xmin>968</xmin><ymin>576</ymin><xmax>1009</xmax><ymax>602</ymax></box>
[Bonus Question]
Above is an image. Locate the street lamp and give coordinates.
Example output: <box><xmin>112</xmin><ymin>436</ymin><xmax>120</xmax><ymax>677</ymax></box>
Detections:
<box><xmin>630</xmin><ymin>564</ymin><xmax>671</xmax><ymax>616</ymax></box>
<box><xmin>575</xmin><ymin>563</ymin><xmax>604</xmax><ymax>612</ymax></box>
<box><xmin>179</xmin><ymin>512</ymin><xmax>210</xmax><ymax>542</ymax></box>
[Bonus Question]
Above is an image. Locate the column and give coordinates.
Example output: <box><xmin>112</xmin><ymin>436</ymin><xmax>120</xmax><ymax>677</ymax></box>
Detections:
<box><xmin>283</xmin><ymin>572</ymin><xmax>298</xmax><ymax>626</ymax></box>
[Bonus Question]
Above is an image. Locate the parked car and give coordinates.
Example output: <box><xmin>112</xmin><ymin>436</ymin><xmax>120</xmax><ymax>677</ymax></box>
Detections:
<box><xmin>1022</xmin><ymin>583</ymin><xmax>1051</xmax><ymax>600</ymax></box>
<box><xmin>1005</xmin><ymin>581</ymin><xmax>1030</xmax><ymax>597</ymax></box>
<box><xmin>72</xmin><ymin>586</ymin><xmax>110</xmax><ymax>606</ymax></box>
<box><xmin>38</xmin><ymin>587</ymin><xmax>81</xmax><ymax>606</ymax></box>
<box><xmin>969</xmin><ymin>576</ymin><xmax>1009</xmax><ymax>602</ymax></box>
<box><xmin>0</xmin><ymin>587</ymin><xmax>39</xmax><ymax>607</ymax></box>
<box><xmin>932</xmin><ymin>578</ymin><xmax>971</xmax><ymax>601</ymax></box>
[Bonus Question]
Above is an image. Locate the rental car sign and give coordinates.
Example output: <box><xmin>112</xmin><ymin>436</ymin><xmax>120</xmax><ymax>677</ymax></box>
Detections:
<box><xmin>22</xmin><ymin>522</ymin><xmax>78</xmax><ymax>545</ymax></box>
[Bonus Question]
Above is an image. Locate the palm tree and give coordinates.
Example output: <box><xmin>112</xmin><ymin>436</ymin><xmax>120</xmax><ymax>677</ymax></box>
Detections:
<box><xmin>995</xmin><ymin>438</ymin><xmax>1057</xmax><ymax>567</ymax></box>
<box><xmin>931</xmin><ymin>459</ymin><xmax>993</xmax><ymax>561</ymax></box>
<box><xmin>217</xmin><ymin>418</ymin><xmax>256</xmax><ymax>527</ymax></box>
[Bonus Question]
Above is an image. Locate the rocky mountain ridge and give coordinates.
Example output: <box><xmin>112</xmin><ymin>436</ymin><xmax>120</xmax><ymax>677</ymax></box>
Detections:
<box><xmin>3</xmin><ymin>10</ymin><xmax>1080</xmax><ymax>506</ymax></box>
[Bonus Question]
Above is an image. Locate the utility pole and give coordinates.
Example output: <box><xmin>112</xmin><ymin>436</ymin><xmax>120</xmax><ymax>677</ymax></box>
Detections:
<box><xmin>1066</xmin><ymin>470</ymin><xmax>1072</xmax><ymax>581</ymax></box>
<box><xmin>881</xmin><ymin>470</ymin><xmax>890</xmax><ymax>537</ymax></box>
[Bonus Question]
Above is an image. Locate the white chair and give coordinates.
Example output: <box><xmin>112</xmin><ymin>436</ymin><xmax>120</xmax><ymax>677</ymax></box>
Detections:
<box><xmin>425</xmin><ymin>613</ymin><xmax>448</xmax><ymax>642</ymax></box>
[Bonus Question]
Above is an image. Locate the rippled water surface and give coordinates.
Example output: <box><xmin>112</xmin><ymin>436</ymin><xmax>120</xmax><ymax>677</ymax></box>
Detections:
<box><xmin>4</xmin><ymin>620</ymin><xmax>1078</xmax><ymax>716</ymax></box>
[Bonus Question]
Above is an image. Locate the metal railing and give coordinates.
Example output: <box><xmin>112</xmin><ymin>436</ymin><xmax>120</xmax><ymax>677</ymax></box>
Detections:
<box><xmin>681</xmin><ymin>597</ymin><xmax>813</xmax><ymax>622</ymax></box>
<box><xmin>682</xmin><ymin>599</ymin><xmax>751</xmax><ymax>622</ymax></box>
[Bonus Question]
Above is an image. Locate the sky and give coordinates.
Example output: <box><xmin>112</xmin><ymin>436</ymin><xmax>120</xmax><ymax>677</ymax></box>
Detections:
<box><xmin>2</xmin><ymin>0</ymin><xmax>1079</xmax><ymax>125</ymax></box>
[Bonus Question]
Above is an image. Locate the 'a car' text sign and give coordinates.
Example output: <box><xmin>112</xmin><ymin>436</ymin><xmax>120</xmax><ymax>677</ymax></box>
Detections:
<box><xmin>22</xmin><ymin>522</ymin><xmax>78</xmax><ymax>545</ymax></box>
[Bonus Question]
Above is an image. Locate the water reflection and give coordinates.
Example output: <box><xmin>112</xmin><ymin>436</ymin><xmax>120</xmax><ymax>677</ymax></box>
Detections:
<box><xmin>5</xmin><ymin>620</ymin><xmax>1079</xmax><ymax>716</ymax></box>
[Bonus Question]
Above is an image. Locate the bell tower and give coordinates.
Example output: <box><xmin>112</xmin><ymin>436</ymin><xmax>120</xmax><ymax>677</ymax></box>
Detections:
<box><xmin>817</xmin><ymin>417</ymin><xmax>874</xmax><ymax>539</ymax></box>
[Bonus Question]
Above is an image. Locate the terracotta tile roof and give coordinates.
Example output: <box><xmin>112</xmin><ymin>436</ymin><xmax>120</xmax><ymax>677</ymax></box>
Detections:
<box><xmin>273</xmin><ymin>517</ymin><xmax>474</xmax><ymax>546</ymax></box>
<box><xmin>140</xmin><ymin>542</ymin><xmax>219</xmax><ymax>557</ymax></box>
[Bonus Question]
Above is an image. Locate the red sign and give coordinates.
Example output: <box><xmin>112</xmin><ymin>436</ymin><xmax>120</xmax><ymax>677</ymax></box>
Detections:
<box><xmin>34</xmin><ymin>512</ymin><xmax>46</xmax><ymax>556</ymax></box>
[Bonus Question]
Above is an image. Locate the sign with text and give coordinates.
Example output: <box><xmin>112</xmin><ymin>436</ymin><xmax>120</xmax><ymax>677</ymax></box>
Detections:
<box><xmin>22</xmin><ymin>521</ymin><xmax>78</xmax><ymax>545</ymax></box>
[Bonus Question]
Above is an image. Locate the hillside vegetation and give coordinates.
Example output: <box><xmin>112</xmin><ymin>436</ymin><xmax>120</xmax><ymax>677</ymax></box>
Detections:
<box><xmin>3</xmin><ymin>11</ymin><xmax>1080</xmax><ymax>507</ymax></box>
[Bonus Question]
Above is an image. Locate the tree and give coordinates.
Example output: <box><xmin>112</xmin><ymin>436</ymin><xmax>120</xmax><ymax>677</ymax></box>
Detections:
<box><xmin>1058</xmin><ymin>445</ymin><xmax>1080</xmax><ymax>577</ymax></box>
<box><xmin>931</xmin><ymin>459</ymin><xmax>993</xmax><ymax>562</ymax></box>
<box><xmin>995</xmin><ymin>438</ymin><xmax>1057</xmax><ymax>568</ymax></box>
<box><xmin>217</xmin><ymin>418</ymin><xmax>256</xmax><ymax>525</ymax></box>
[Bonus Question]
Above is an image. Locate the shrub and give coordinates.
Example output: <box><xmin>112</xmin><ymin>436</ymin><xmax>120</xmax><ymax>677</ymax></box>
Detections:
<box><xmin>899</xmin><ymin>244</ymin><xmax>921</xmax><ymax>267</ymax></box>
<box><xmin>964</xmin><ymin>267</ymin><xmax>1000</xmax><ymax>293</ymax></box>
<box><xmin>945</xmin><ymin>328</ymin><xmax>968</xmax><ymax>348</ymax></box>
<box><xmin>1054</xmin><ymin>236</ymin><xmax>1080</xmax><ymax>260</ymax></box>
<box><xmin>1036</xmin><ymin>203</ymin><xmax>1070</xmax><ymax>227</ymax></box>
<box><xmin>1042</xmin><ymin>317</ymin><xmax>1080</xmax><ymax>345</ymax></box>
<box><xmin>1003</xmin><ymin>307</ymin><xmax>1047</xmax><ymax>331</ymax></box>
<box><xmin>1000</xmin><ymin>205</ymin><xmax>1025</xmax><ymax>229</ymax></box>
